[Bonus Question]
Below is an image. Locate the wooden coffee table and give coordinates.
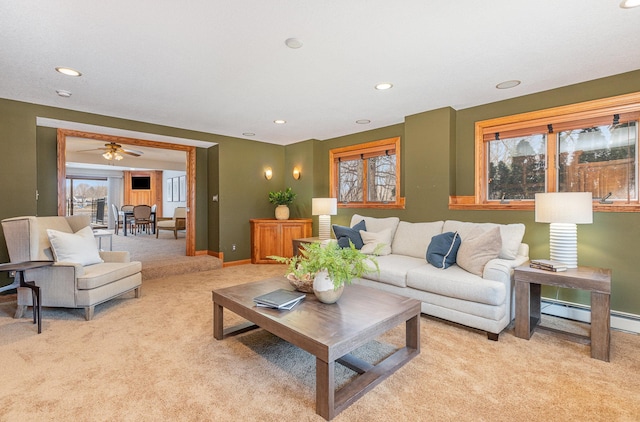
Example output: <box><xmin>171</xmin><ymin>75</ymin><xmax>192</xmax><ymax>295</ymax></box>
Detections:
<box><xmin>212</xmin><ymin>277</ymin><xmax>421</xmax><ymax>420</ymax></box>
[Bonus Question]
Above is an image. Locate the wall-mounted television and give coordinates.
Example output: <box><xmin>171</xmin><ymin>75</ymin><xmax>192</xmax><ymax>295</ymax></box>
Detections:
<box><xmin>131</xmin><ymin>176</ymin><xmax>151</xmax><ymax>190</ymax></box>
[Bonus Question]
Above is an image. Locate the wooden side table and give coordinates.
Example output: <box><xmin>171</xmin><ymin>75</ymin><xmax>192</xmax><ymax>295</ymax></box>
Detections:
<box><xmin>514</xmin><ymin>265</ymin><xmax>611</xmax><ymax>361</ymax></box>
<box><xmin>0</xmin><ymin>261</ymin><xmax>54</xmax><ymax>333</ymax></box>
<box><xmin>292</xmin><ymin>236</ymin><xmax>322</xmax><ymax>256</ymax></box>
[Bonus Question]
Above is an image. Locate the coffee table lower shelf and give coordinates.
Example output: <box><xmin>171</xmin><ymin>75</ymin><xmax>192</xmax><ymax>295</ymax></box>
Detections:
<box><xmin>212</xmin><ymin>277</ymin><xmax>421</xmax><ymax>420</ymax></box>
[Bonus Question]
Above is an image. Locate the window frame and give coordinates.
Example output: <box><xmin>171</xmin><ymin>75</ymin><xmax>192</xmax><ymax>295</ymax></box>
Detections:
<box><xmin>449</xmin><ymin>92</ymin><xmax>640</xmax><ymax>212</ymax></box>
<box><xmin>329</xmin><ymin>137</ymin><xmax>405</xmax><ymax>209</ymax></box>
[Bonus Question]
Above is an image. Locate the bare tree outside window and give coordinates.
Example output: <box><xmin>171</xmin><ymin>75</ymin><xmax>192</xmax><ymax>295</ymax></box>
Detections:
<box><xmin>368</xmin><ymin>155</ymin><xmax>396</xmax><ymax>202</ymax></box>
<box><xmin>330</xmin><ymin>137</ymin><xmax>404</xmax><ymax>209</ymax></box>
<box><xmin>338</xmin><ymin>159</ymin><xmax>363</xmax><ymax>202</ymax></box>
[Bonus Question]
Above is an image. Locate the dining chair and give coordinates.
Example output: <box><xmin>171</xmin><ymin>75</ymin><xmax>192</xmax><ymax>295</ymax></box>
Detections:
<box><xmin>132</xmin><ymin>205</ymin><xmax>152</xmax><ymax>234</ymax></box>
<box><xmin>111</xmin><ymin>203</ymin><xmax>123</xmax><ymax>235</ymax></box>
<box><xmin>121</xmin><ymin>204</ymin><xmax>134</xmax><ymax>212</ymax></box>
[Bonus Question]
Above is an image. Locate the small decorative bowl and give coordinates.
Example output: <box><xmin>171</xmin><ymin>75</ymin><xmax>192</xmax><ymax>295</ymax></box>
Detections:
<box><xmin>286</xmin><ymin>273</ymin><xmax>314</xmax><ymax>293</ymax></box>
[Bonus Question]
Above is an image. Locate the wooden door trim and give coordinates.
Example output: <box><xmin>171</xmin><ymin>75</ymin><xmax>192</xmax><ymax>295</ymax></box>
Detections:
<box><xmin>57</xmin><ymin>129</ymin><xmax>197</xmax><ymax>256</ymax></box>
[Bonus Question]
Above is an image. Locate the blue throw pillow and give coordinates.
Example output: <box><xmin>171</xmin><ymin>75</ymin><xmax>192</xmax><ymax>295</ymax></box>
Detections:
<box><xmin>332</xmin><ymin>220</ymin><xmax>366</xmax><ymax>249</ymax></box>
<box><xmin>426</xmin><ymin>232</ymin><xmax>461</xmax><ymax>269</ymax></box>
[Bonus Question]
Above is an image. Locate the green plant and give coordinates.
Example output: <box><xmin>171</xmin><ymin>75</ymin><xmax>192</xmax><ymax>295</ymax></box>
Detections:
<box><xmin>268</xmin><ymin>187</ymin><xmax>296</xmax><ymax>206</ymax></box>
<box><xmin>269</xmin><ymin>241</ymin><xmax>378</xmax><ymax>290</ymax></box>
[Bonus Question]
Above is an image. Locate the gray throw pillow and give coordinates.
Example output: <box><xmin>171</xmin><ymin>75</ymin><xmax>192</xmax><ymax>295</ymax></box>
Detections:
<box><xmin>456</xmin><ymin>226</ymin><xmax>502</xmax><ymax>276</ymax></box>
<box><xmin>332</xmin><ymin>220</ymin><xmax>366</xmax><ymax>249</ymax></box>
<box><xmin>426</xmin><ymin>231</ymin><xmax>461</xmax><ymax>269</ymax></box>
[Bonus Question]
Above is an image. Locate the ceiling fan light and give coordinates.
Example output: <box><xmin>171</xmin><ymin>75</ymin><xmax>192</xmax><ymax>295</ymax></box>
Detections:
<box><xmin>114</xmin><ymin>153</ymin><xmax>123</xmax><ymax>161</ymax></box>
<box><xmin>102</xmin><ymin>151</ymin><xmax>113</xmax><ymax>160</ymax></box>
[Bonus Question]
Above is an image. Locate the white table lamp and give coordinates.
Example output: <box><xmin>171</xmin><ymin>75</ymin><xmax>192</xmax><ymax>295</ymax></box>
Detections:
<box><xmin>535</xmin><ymin>192</ymin><xmax>593</xmax><ymax>268</ymax></box>
<box><xmin>312</xmin><ymin>198</ymin><xmax>337</xmax><ymax>240</ymax></box>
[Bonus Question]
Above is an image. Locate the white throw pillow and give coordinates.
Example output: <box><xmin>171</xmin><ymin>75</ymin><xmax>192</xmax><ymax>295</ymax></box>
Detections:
<box><xmin>47</xmin><ymin>226</ymin><xmax>104</xmax><ymax>266</ymax></box>
<box><xmin>456</xmin><ymin>226</ymin><xmax>502</xmax><ymax>276</ymax></box>
<box><xmin>359</xmin><ymin>229</ymin><xmax>392</xmax><ymax>255</ymax></box>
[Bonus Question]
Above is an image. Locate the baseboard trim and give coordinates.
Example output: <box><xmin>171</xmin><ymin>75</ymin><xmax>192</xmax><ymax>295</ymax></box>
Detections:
<box><xmin>542</xmin><ymin>299</ymin><xmax>640</xmax><ymax>334</ymax></box>
<box><xmin>223</xmin><ymin>259</ymin><xmax>251</xmax><ymax>268</ymax></box>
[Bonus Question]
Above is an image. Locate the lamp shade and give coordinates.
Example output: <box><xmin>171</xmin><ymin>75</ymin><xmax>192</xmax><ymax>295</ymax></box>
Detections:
<box><xmin>535</xmin><ymin>192</ymin><xmax>593</xmax><ymax>224</ymax></box>
<box><xmin>312</xmin><ymin>198</ymin><xmax>337</xmax><ymax>216</ymax></box>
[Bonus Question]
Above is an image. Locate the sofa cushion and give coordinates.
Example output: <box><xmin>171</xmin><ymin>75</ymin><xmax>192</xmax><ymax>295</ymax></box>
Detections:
<box><xmin>333</xmin><ymin>220</ymin><xmax>366</xmax><ymax>249</ymax></box>
<box><xmin>406</xmin><ymin>264</ymin><xmax>506</xmax><ymax>306</ymax></box>
<box><xmin>77</xmin><ymin>261</ymin><xmax>143</xmax><ymax>290</ymax></box>
<box><xmin>456</xmin><ymin>226</ymin><xmax>502</xmax><ymax>276</ymax></box>
<box><xmin>350</xmin><ymin>214</ymin><xmax>400</xmax><ymax>242</ymax></box>
<box><xmin>361</xmin><ymin>254</ymin><xmax>425</xmax><ymax>288</ymax></box>
<box><xmin>443</xmin><ymin>220</ymin><xmax>525</xmax><ymax>260</ymax></box>
<box><xmin>47</xmin><ymin>226</ymin><xmax>104</xmax><ymax>266</ymax></box>
<box><xmin>359</xmin><ymin>229</ymin><xmax>392</xmax><ymax>255</ymax></box>
<box><xmin>426</xmin><ymin>231</ymin><xmax>461</xmax><ymax>269</ymax></box>
<box><xmin>391</xmin><ymin>221</ymin><xmax>444</xmax><ymax>258</ymax></box>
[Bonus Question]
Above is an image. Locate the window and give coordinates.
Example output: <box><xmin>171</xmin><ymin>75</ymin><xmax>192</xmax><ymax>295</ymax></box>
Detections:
<box><xmin>66</xmin><ymin>177</ymin><xmax>109</xmax><ymax>223</ymax></box>
<box><xmin>466</xmin><ymin>92</ymin><xmax>640</xmax><ymax>212</ymax></box>
<box><xmin>330</xmin><ymin>137</ymin><xmax>405</xmax><ymax>209</ymax></box>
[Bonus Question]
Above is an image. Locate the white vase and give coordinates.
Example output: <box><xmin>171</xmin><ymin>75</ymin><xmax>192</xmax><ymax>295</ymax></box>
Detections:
<box><xmin>313</xmin><ymin>270</ymin><xmax>344</xmax><ymax>304</ymax></box>
<box><xmin>275</xmin><ymin>205</ymin><xmax>290</xmax><ymax>220</ymax></box>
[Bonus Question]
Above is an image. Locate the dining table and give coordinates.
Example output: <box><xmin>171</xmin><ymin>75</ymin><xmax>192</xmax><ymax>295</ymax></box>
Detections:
<box><xmin>121</xmin><ymin>210</ymin><xmax>156</xmax><ymax>236</ymax></box>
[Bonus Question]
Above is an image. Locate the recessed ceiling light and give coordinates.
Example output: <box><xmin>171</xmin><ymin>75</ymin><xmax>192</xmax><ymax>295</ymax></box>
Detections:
<box><xmin>356</xmin><ymin>119</ymin><xmax>371</xmax><ymax>124</ymax></box>
<box><xmin>496</xmin><ymin>80</ymin><xmax>521</xmax><ymax>89</ymax></box>
<box><xmin>56</xmin><ymin>89</ymin><xmax>72</xmax><ymax>97</ymax></box>
<box><xmin>284</xmin><ymin>38</ymin><xmax>303</xmax><ymax>49</ymax></box>
<box><xmin>620</xmin><ymin>0</ymin><xmax>640</xmax><ymax>8</ymax></box>
<box><xmin>55</xmin><ymin>67</ymin><xmax>82</xmax><ymax>77</ymax></box>
<box><xmin>375</xmin><ymin>83</ymin><xmax>393</xmax><ymax>90</ymax></box>
<box><xmin>243</xmin><ymin>132</ymin><xmax>255</xmax><ymax>136</ymax></box>
<box><xmin>274</xmin><ymin>120</ymin><xmax>286</xmax><ymax>124</ymax></box>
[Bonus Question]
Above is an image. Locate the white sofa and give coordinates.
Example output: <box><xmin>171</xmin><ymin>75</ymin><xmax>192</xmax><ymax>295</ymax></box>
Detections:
<box><xmin>2</xmin><ymin>215</ymin><xmax>142</xmax><ymax>320</ymax></box>
<box><xmin>344</xmin><ymin>214</ymin><xmax>529</xmax><ymax>340</ymax></box>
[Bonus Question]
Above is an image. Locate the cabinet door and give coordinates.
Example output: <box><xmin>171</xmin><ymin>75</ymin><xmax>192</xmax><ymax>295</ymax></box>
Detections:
<box><xmin>253</xmin><ymin>223</ymin><xmax>281</xmax><ymax>263</ymax></box>
<box><xmin>281</xmin><ymin>222</ymin><xmax>311</xmax><ymax>258</ymax></box>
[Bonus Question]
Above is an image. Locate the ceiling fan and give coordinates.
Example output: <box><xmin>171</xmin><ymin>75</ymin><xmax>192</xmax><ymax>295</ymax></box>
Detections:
<box><xmin>80</xmin><ymin>142</ymin><xmax>144</xmax><ymax>161</ymax></box>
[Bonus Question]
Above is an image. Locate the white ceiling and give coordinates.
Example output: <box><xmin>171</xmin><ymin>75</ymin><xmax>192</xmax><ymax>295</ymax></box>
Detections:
<box><xmin>65</xmin><ymin>137</ymin><xmax>187</xmax><ymax>172</ymax></box>
<box><xmin>1</xmin><ymin>1</ymin><xmax>639</xmax><ymax>146</ymax></box>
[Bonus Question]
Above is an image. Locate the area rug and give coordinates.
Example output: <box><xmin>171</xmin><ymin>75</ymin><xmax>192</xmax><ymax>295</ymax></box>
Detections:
<box><xmin>0</xmin><ymin>264</ymin><xmax>639</xmax><ymax>421</ymax></box>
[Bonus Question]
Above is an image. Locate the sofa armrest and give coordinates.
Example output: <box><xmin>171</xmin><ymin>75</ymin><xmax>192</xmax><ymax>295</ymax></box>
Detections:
<box><xmin>483</xmin><ymin>254</ymin><xmax>529</xmax><ymax>283</ymax></box>
<box><xmin>100</xmin><ymin>251</ymin><xmax>131</xmax><ymax>263</ymax></box>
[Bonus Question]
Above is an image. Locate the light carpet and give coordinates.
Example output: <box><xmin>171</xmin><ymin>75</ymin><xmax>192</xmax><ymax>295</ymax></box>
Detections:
<box><xmin>0</xmin><ymin>264</ymin><xmax>639</xmax><ymax>421</ymax></box>
<box><xmin>109</xmin><ymin>231</ymin><xmax>222</xmax><ymax>280</ymax></box>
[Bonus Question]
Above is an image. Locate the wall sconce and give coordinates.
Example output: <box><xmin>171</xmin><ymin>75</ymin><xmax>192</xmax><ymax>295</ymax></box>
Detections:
<box><xmin>264</xmin><ymin>167</ymin><xmax>272</xmax><ymax>180</ymax></box>
<box><xmin>292</xmin><ymin>167</ymin><xmax>301</xmax><ymax>180</ymax></box>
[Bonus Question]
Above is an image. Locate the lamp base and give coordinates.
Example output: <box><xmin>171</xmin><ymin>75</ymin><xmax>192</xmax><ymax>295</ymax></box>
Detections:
<box><xmin>318</xmin><ymin>215</ymin><xmax>331</xmax><ymax>240</ymax></box>
<box><xmin>549</xmin><ymin>223</ymin><xmax>578</xmax><ymax>268</ymax></box>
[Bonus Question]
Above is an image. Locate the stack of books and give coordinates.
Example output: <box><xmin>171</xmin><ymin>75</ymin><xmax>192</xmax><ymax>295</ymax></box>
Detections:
<box><xmin>529</xmin><ymin>259</ymin><xmax>567</xmax><ymax>272</ymax></box>
<box><xmin>253</xmin><ymin>289</ymin><xmax>306</xmax><ymax>310</ymax></box>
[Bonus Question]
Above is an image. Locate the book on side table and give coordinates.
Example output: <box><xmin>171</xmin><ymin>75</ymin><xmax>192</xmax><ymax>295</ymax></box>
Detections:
<box><xmin>529</xmin><ymin>259</ymin><xmax>567</xmax><ymax>272</ymax></box>
<box><xmin>254</xmin><ymin>289</ymin><xmax>306</xmax><ymax>310</ymax></box>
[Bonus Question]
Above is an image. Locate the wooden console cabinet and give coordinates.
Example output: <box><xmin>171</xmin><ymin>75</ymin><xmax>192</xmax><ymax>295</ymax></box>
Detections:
<box><xmin>250</xmin><ymin>219</ymin><xmax>312</xmax><ymax>264</ymax></box>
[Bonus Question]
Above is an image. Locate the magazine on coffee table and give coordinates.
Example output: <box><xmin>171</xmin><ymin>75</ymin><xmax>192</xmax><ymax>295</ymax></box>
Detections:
<box><xmin>254</xmin><ymin>289</ymin><xmax>306</xmax><ymax>310</ymax></box>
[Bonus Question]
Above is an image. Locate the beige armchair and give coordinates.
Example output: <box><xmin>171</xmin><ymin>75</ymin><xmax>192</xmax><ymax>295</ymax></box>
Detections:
<box><xmin>1</xmin><ymin>215</ymin><xmax>142</xmax><ymax>320</ymax></box>
<box><xmin>156</xmin><ymin>207</ymin><xmax>186</xmax><ymax>239</ymax></box>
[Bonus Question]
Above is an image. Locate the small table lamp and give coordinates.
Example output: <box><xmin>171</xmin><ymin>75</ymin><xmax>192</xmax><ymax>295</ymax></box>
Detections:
<box><xmin>535</xmin><ymin>192</ymin><xmax>593</xmax><ymax>268</ymax></box>
<box><xmin>312</xmin><ymin>198</ymin><xmax>338</xmax><ymax>240</ymax></box>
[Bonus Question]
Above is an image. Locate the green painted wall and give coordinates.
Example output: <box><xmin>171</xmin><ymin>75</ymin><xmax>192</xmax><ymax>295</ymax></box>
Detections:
<box><xmin>284</xmin><ymin>140</ymin><xmax>315</xmax><ymax>221</ymax></box>
<box><xmin>0</xmin><ymin>98</ymin><xmax>283</xmax><ymax>272</ymax></box>
<box><xmin>309</xmin><ymin>70</ymin><xmax>640</xmax><ymax>315</ymax></box>
<box><xmin>2</xmin><ymin>69</ymin><xmax>640</xmax><ymax>315</ymax></box>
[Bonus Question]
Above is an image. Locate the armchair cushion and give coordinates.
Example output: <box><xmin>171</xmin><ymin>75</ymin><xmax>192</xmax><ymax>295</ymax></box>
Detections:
<box><xmin>47</xmin><ymin>226</ymin><xmax>104</xmax><ymax>266</ymax></box>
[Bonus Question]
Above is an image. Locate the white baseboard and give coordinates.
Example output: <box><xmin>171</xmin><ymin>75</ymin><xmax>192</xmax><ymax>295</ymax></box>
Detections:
<box><xmin>541</xmin><ymin>299</ymin><xmax>640</xmax><ymax>335</ymax></box>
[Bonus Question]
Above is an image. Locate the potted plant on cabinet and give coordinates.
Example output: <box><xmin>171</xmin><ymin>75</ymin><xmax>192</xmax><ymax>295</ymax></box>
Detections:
<box><xmin>268</xmin><ymin>187</ymin><xmax>296</xmax><ymax>220</ymax></box>
<box><xmin>270</xmin><ymin>240</ymin><xmax>378</xmax><ymax>303</ymax></box>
